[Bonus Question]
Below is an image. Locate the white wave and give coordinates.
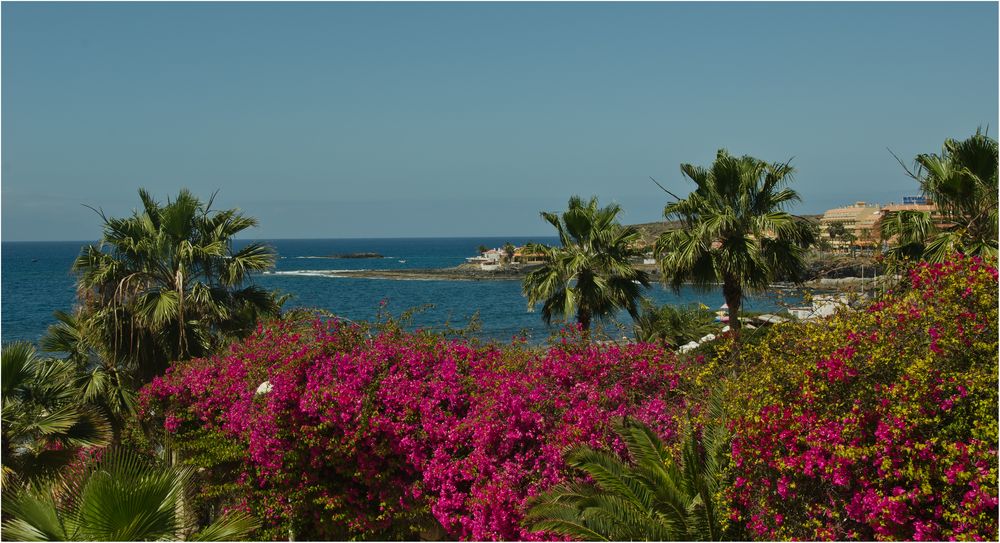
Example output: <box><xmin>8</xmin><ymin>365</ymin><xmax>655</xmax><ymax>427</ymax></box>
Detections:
<box><xmin>266</xmin><ymin>269</ymin><xmax>369</xmax><ymax>278</ymax></box>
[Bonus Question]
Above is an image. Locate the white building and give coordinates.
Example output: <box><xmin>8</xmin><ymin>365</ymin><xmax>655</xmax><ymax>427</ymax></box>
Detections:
<box><xmin>788</xmin><ymin>294</ymin><xmax>851</xmax><ymax>320</ymax></box>
<box><xmin>466</xmin><ymin>248</ymin><xmax>505</xmax><ymax>270</ymax></box>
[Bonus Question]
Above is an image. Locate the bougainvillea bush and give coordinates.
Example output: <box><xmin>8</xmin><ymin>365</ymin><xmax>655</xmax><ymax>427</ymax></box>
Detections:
<box><xmin>141</xmin><ymin>255</ymin><xmax>998</xmax><ymax>541</ymax></box>
<box><xmin>140</xmin><ymin>323</ymin><xmax>701</xmax><ymax>540</ymax></box>
<box><xmin>724</xmin><ymin>255</ymin><xmax>998</xmax><ymax>540</ymax></box>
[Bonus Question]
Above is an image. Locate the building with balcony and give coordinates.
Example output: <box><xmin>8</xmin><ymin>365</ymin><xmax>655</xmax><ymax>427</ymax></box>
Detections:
<box><xmin>819</xmin><ymin>202</ymin><xmax>882</xmax><ymax>249</ymax></box>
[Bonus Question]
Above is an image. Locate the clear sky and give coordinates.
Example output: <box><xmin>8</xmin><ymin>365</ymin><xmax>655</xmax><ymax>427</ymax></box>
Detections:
<box><xmin>2</xmin><ymin>2</ymin><xmax>997</xmax><ymax>241</ymax></box>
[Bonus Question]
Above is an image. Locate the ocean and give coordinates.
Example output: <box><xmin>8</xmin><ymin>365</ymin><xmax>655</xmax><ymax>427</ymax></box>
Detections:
<box><xmin>1</xmin><ymin>238</ymin><xmax>803</xmax><ymax>345</ymax></box>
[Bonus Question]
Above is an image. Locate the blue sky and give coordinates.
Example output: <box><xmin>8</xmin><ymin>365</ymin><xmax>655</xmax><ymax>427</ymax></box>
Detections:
<box><xmin>3</xmin><ymin>2</ymin><xmax>997</xmax><ymax>241</ymax></box>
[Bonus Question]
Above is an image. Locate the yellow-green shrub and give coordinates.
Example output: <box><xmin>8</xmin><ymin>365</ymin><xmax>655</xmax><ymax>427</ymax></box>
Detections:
<box><xmin>725</xmin><ymin>256</ymin><xmax>998</xmax><ymax>540</ymax></box>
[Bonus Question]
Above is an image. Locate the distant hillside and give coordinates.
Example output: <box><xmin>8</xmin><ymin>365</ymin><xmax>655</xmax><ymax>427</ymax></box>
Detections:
<box><xmin>628</xmin><ymin>220</ymin><xmax>683</xmax><ymax>246</ymax></box>
<box><xmin>627</xmin><ymin>214</ymin><xmax>821</xmax><ymax>246</ymax></box>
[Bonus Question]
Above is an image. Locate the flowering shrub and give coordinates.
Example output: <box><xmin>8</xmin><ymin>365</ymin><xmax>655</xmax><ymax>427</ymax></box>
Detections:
<box><xmin>141</xmin><ymin>324</ymin><xmax>698</xmax><ymax>540</ymax></box>
<box><xmin>725</xmin><ymin>256</ymin><xmax>998</xmax><ymax>540</ymax></box>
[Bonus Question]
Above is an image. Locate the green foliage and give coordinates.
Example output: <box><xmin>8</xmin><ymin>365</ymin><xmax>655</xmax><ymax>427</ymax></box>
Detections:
<box><xmin>826</xmin><ymin>221</ymin><xmax>848</xmax><ymax>240</ymax></box>
<box><xmin>883</xmin><ymin>128</ymin><xmax>999</xmax><ymax>266</ymax></box>
<box><xmin>41</xmin><ymin>310</ymin><xmax>138</xmax><ymax>439</ymax></box>
<box><xmin>632</xmin><ymin>301</ymin><xmax>718</xmax><ymax>347</ymax></box>
<box><xmin>1</xmin><ymin>342</ymin><xmax>111</xmax><ymax>487</ymax></box>
<box><xmin>525</xmin><ymin>394</ymin><xmax>732</xmax><ymax>541</ymax></box>
<box><xmin>168</xmin><ymin>426</ymin><xmax>247</xmax><ymax>525</ymax></box>
<box><xmin>0</xmin><ymin>449</ymin><xmax>259</xmax><ymax>541</ymax></box>
<box><xmin>66</xmin><ymin>189</ymin><xmax>282</xmax><ymax>386</ymax></box>
<box><xmin>523</xmin><ymin>196</ymin><xmax>651</xmax><ymax>331</ymax></box>
<box><xmin>655</xmin><ymin>150</ymin><xmax>814</xmax><ymax>329</ymax></box>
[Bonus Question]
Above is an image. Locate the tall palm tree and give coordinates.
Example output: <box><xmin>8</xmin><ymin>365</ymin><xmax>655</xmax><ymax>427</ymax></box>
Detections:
<box><xmin>71</xmin><ymin>189</ymin><xmax>281</xmax><ymax>383</ymax></box>
<box><xmin>2</xmin><ymin>342</ymin><xmax>111</xmax><ymax>487</ymax></box>
<box><xmin>655</xmin><ymin>150</ymin><xmax>813</xmax><ymax>330</ymax></box>
<box><xmin>524</xmin><ymin>394</ymin><xmax>731</xmax><ymax>541</ymax></box>
<box><xmin>522</xmin><ymin>196</ymin><xmax>651</xmax><ymax>332</ymax></box>
<box><xmin>1</xmin><ymin>449</ymin><xmax>259</xmax><ymax>541</ymax></box>
<box><xmin>883</xmin><ymin>129</ymin><xmax>998</xmax><ymax>265</ymax></box>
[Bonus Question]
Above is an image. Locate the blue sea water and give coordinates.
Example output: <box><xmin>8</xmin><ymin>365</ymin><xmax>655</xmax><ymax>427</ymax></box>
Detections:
<box><xmin>2</xmin><ymin>238</ymin><xmax>804</xmax><ymax>344</ymax></box>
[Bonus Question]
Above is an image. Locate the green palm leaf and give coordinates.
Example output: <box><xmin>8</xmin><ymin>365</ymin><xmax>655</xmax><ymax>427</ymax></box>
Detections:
<box><xmin>188</xmin><ymin>511</ymin><xmax>260</xmax><ymax>541</ymax></box>
<box><xmin>75</xmin><ymin>452</ymin><xmax>187</xmax><ymax>541</ymax></box>
<box><xmin>2</xmin><ymin>487</ymin><xmax>71</xmax><ymax>541</ymax></box>
<box><xmin>2</xmin><ymin>342</ymin><xmax>38</xmax><ymax>396</ymax></box>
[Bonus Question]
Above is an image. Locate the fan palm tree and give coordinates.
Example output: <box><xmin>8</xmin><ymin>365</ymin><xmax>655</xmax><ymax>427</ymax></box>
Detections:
<box><xmin>883</xmin><ymin>129</ymin><xmax>998</xmax><ymax>265</ymax></box>
<box><xmin>71</xmin><ymin>189</ymin><xmax>281</xmax><ymax>383</ymax></box>
<box><xmin>2</xmin><ymin>342</ymin><xmax>111</xmax><ymax>487</ymax></box>
<box><xmin>633</xmin><ymin>301</ymin><xmax>718</xmax><ymax>348</ymax></box>
<box><xmin>655</xmin><ymin>150</ymin><xmax>813</xmax><ymax>330</ymax></box>
<box><xmin>1</xmin><ymin>449</ymin><xmax>259</xmax><ymax>541</ymax></box>
<box><xmin>522</xmin><ymin>196</ymin><xmax>651</xmax><ymax>332</ymax></box>
<box><xmin>524</xmin><ymin>393</ymin><xmax>731</xmax><ymax>541</ymax></box>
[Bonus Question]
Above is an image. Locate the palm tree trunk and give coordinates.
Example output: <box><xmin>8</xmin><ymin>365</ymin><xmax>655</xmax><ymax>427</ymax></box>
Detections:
<box><xmin>577</xmin><ymin>307</ymin><xmax>592</xmax><ymax>333</ymax></box>
<box><xmin>176</xmin><ymin>270</ymin><xmax>186</xmax><ymax>359</ymax></box>
<box><xmin>722</xmin><ymin>277</ymin><xmax>742</xmax><ymax>331</ymax></box>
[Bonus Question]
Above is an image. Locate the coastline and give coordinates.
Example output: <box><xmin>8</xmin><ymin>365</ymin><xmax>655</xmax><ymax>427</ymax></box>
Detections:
<box><xmin>288</xmin><ymin>263</ymin><xmax>533</xmax><ymax>282</ymax></box>
<box><xmin>289</xmin><ymin>263</ymin><xmax>879</xmax><ymax>291</ymax></box>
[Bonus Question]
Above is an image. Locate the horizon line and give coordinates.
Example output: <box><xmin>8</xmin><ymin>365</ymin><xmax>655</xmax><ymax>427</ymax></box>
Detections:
<box><xmin>1</xmin><ymin>234</ymin><xmax>566</xmax><ymax>244</ymax></box>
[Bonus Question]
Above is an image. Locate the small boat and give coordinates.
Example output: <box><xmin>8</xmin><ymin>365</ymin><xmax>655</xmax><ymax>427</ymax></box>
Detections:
<box><xmin>398</xmin><ymin>259</ymin><xmax>407</xmax><ymax>263</ymax></box>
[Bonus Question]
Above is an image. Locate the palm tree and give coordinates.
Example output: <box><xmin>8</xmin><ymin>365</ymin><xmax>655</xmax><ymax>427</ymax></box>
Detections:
<box><xmin>524</xmin><ymin>395</ymin><xmax>731</xmax><ymax>541</ymax></box>
<box><xmin>1</xmin><ymin>449</ymin><xmax>258</xmax><ymax>541</ymax></box>
<box><xmin>2</xmin><ymin>342</ymin><xmax>111</xmax><ymax>487</ymax></box>
<box><xmin>655</xmin><ymin>150</ymin><xmax>813</xmax><ymax>330</ymax></box>
<box><xmin>826</xmin><ymin>221</ymin><xmax>848</xmax><ymax>241</ymax></box>
<box><xmin>71</xmin><ymin>189</ymin><xmax>281</xmax><ymax>383</ymax></box>
<box><xmin>633</xmin><ymin>301</ymin><xmax>718</xmax><ymax>348</ymax></box>
<box><xmin>503</xmin><ymin>242</ymin><xmax>517</xmax><ymax>264</ymax></box>
<box><xmin>522</xmin><ymin>196</ymin><xmax>651</xmax><ymax>332</ymax></box>
<box><xmin>883</xmin><ymin>129</ymin><xmax>998</xmax><ymax>265</ymax></box>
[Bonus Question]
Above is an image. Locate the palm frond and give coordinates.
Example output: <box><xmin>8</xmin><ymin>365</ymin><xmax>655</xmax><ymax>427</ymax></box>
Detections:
<box><xmin>1</xmin><ymin>487</ymin><xmax>70</xmax><ymax>541</ymax></box>
<box><xmin>188</xmin><ymin>511</ymin><xmax>260</xmax><ymax>541</ymax></box>
<box><xmin>2</xmin><ymin>341</ymin><xmax>38</xmax><ymax>396</ymax></box>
